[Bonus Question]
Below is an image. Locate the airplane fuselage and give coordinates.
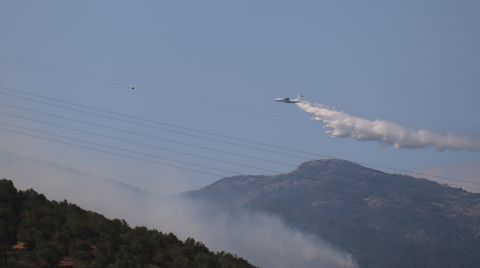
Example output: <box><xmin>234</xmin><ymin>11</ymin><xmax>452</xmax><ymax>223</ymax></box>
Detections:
<box><xmin>274</xmin><ymin>95</ymin><xmax>303</xmax><ymax>103</ymax></box>
<box><xmin>275</xmin><ymin>98</ymin><xmax>300</xmax><ymax>103</ymax></box>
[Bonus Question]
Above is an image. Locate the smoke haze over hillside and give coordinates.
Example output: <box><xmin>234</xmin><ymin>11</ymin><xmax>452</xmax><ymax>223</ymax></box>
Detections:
<box><xmin>0</xmin><ymin>151</ymin><xmax>358</xmax><ymax>268</ymax></box>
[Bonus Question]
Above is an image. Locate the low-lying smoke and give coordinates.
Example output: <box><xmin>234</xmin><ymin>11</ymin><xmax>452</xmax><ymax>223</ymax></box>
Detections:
<box><xmin>1</xmin><ymin>151</ymin><xmax>358</xmax><ymax>268</ymax></box>
<box><xmin>297</xmin><ymin>101</ymin><xmax>480</xmax><ymax>151</ymax></box>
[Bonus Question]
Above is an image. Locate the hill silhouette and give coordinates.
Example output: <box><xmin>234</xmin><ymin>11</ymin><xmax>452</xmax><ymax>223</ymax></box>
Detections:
<box><xmin>0</xmin><ymin>179</ymin><xmax>255</xmax><ymax>268</ymax></box>
<box><xmin>188</xmin><ymin>159</ymin><xmax>480</xmax><ymax>268</ymax></box>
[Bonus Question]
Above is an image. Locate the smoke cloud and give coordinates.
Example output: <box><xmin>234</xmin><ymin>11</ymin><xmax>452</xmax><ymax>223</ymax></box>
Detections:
<box><xmin>1</xmin><ymin>151</ymin><xmax>358</xmax><ymax>268</ymax></box>
<box><xmin>297</xmin><ymin>101</ymin><xmax>480</xmax><ymax>151</ymax></box>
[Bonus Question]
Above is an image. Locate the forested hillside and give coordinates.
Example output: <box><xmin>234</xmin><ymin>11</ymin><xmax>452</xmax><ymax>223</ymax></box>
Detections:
<box><xmin>0</xmin><ymin>179</ymin><xmax>255</xmax><ymax>268</ymax></box>
<box><xmin>189</xmin><ymin>159</ymin><xmax>480</xmax><ymax>268</ymax></box>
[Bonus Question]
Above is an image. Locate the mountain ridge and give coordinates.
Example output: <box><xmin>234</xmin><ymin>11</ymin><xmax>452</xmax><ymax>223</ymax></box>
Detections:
<box><xmin>188</xmin><ymin>158</ymin><xmax>480</xmax><ymax>268</ymax></box>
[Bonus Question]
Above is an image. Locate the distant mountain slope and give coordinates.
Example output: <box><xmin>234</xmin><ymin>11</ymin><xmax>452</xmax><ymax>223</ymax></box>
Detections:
<box><xmin>0</xmin><ymin>179</ymin><xmax>255</xmax><ymax>268</ymax></box>
<box><xmin>188</xmin><ymin>159</ymin><xmax>480</xmax><ymax>268</ymax></box>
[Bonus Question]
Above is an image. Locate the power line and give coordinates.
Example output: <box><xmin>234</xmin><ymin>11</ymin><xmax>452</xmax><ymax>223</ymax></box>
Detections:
<box><xmin>0</xmin><ymin>124</ymin><xmax>474</xmax><ymax>224</ymax></box>
<box><xmin>0</xmin><ymin>92</ymin><xmax>476</xmax><ymax>198</ymax></box>
<box><xmin>0</xmin><ymin>127</ymin><xmax>225</xmax><ymax>178</ymax></box>
<box><xmin>0</xmin><ymin>85</ymin><xmax>478</xmax><ymax>188</ymax></box>
<box><xmin>0</xmin><ymin>113</ymin><xmax>404</xmax><ymax>198</ymax></box>
<box><xmin>0</xmin><ymin>101</ymin><xmax>305</xmax><ymax>168</ymax></box>
<box><xmin>0</xmin><ymin>110</ymin><xmax>277</xmax><ymax>173</ymax></box>
<box><xmin>0</xmin><ymin>124</ymin><xmax>372</xmax><ymax>203</ymax></box>
<box><xmin>0</xmin><ymin>92</ymin><xmax>480</xmax><ymax>208</ymax></box>
<box><xmin>0</xmin><ymin>121</ymin><xmax>239</xmax><ymax>176</ymax></box>
<box><xmin>3</xmin><ymin>99</ymin><xmax>480</xmax><ymax>197</ymax></box>
<box><xmin>0</xmin><ymin>88</ymin><xmax>309</xmax><ymax>160</ymax></box>
<box><xmin>7</xmin><ymin>108</ymin><xmax>479</xmax><ymax>200</ymax></box>
<box><xmin>0</xmin><ymin>85</ymin><xmax>300</xmax><ymax>143</ymax></box>
<box><xmin>3</xmin><ymin>149</ymin><xmax>467</xmax><ymax>233</ymax></box>
<box><xmin>1</xmin><ymin>59</ymin><xmax>478</xmax><ymax>184</ymax></box>
<box><xmin>2</xmin><ymin>106</ymin><xmax>479</xmax><ymax>214</ymax></box>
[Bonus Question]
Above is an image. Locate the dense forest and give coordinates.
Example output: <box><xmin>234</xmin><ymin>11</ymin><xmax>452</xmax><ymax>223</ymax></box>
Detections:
<box><xmin>0</xmin><ymin>179</ymin><xmax>255</xmax><ymax>268</ymax></box>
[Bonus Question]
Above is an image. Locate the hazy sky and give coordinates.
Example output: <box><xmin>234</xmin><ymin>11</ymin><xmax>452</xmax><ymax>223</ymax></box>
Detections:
<box><xmin>1</xmin><ymin>0</ymin><xmax>479</xmax><ymax>194</ymax></box>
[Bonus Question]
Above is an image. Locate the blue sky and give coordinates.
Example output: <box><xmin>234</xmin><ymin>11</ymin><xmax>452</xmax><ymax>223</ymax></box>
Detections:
<box><xmin>1</xmin><ymin>1</ymin><xmax>479</xmax><ymax>193</ymax></box>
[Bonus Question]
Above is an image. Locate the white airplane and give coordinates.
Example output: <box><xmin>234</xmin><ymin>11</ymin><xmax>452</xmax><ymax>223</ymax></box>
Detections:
<box><xmin>274</xmin><ymin>95</ymin><xmax>304</xmax><ymax>103</ymax></box>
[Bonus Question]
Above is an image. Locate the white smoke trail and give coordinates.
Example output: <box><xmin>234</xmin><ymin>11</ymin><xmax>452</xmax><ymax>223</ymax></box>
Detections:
<box><xmin>296</xmin><ymin>101</ymin><xmax>480</xmax><ymax>151</ymax></box>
